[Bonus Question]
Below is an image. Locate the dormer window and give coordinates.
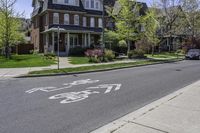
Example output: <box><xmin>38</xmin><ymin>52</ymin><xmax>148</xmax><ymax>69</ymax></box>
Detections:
<box><xmin>64</xmin><ymin>0</ymin><xmax>69</xmax><ymax>4</ymax></box>
<box><xmin>86</xmin><ymin>0</ymin><xmax>89</xmax><ymax>8</ymax></box>
<box><xmin>91</xmin><ymin>0</ymin><xmax>94</xmax><ymax>8</ymax></box>
<box><xmin>53</xmin><ymin>0</ymin><xmax>79</xmax><ymax>6</ymax></box>
<box><xmin>84</xmin><ymin>0</ymin><xmax>102</xmax><ymax>10</ymax></box>
<box><xmin>75</xmin><ymin>0</ymin><xmax>79</xmax><ymax>6</ymax></box>
<box><xmin>96</xmin><ymin>1</ymin><xmax>100</xmax><ymax>9</ymax></box>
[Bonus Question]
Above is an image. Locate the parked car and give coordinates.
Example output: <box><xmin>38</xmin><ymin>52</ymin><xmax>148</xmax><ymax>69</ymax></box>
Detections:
<box><xmin>185</xmin><ymin>49</ymin><xmax>200</xmax><ymax>60</ymax></box>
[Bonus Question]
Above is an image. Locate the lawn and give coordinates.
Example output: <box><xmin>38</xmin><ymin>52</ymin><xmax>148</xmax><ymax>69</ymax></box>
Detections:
<box><xmin>146</xmin><ymin>52</ymin><xmax>184</xmax><ymax>60</ymax></box>
<box><xmin>28</xmin><ymin>58</ymin><xmax>182</xmax><ymax>75</ymax></box>
<box><xmin>0</xmin><ymin>54</ymin><xmax>56</xmax><ymax>68</ymax></box>
<box><xmin>68</xmin><ymin>56</ymin><xmax>90</xmax><ymax>64</ymax></box>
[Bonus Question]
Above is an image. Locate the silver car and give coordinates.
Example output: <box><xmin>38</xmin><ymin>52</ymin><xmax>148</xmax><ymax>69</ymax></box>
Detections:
<box><xmin>185</xmin><ymin>49</ymin><xmax>200</xmax><ymax>60</ymax></box>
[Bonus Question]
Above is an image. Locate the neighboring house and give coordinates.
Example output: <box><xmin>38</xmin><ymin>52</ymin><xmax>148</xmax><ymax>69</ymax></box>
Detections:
<box><xmin>31</xmin><ymin>0</ymin><xmax>115</xmax><ymax>55</ymax></box>
<box><xmin>110</xmin><ymin>1</ymin><xmax>148</xmax><ymax>50</ymax></box>
<box><xmin>20</xmin><ymin>18</ymin><xmax>32</xmax><ymax>42</ymax></box>
<box><xmin>155</xmin><ymin>6</ymin><xmax>191</xmax><ymax>51</ymax></box>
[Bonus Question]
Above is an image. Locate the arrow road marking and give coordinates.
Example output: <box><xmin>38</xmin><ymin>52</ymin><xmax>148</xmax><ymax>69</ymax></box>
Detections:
<box><xmin>87</xmin><ymin>84</ymin><xmax>122</xmax><ymax>94</ymax></box>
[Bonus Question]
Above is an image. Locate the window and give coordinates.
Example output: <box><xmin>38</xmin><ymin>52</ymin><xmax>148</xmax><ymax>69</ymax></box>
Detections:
<box><xmin>95</xmin><ymin>1</ymin><xmax>100</xmax><ymax>9</ymax></box>
<box><xmin>91</xmin><ymin>0</ymin><xmax>94</xmax><ymax>8</ymax></box>
<box><xmin>74</xmin><ymin>15</ymin><xmax>79</xmax><ymax>25</ymax></box>
<box><xmin>64</xmin><ymin>14</ymin><xmax>69</xmax><ymax>25</ymax></box>
<box><xmin>53</xmin><ymin>13</ymin><xmax>59</xmax><ymax>24</ymax></box>
<box><xmin>44</xmin><ymin>14</ymin><xmax>48</xmax><ymax>25</ymax></box>
<box><xmin>85</xmin><ymin>0</ymin><xmax>102</xmax><ymax>10</ymax></box>
<box><xmin>53</xmin><ymin>0</ymin><xmax>58</xmax><ymax>4</ymax></box>
<box><xmin>64</xmin><ymin>0</ymin><xmax>69</xmax><ymax>4</ymax></box>
<box><xmin>90</xmin><ymin>17</ymin><xmax>95</xmax><ymax>27</ymax></box>
<box><xmin>75</xmin><ymin>0</ymin><xmax>79</xmax><ymax>6</ymax></box>
<box><xmin>86</xmin><ymin>0</ymin><xmax>89</xmax><ymax>8</ymax></box>
<box><xmin>83</xmin><ymin>17</ymin><xmax>87</xmax><ymax>27</ymax></box>
<box><xmin>98</xmin><ymin>18</ymin><xmax>102</xmax><ymax>28</ymax></box>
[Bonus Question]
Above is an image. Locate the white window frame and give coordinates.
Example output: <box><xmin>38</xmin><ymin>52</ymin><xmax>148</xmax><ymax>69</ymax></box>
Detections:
<box><xmin>86</xmin><ymin>0</ymin><xmax>90</xmax><ymax>8</ymax></box>
<box><xmin>53</xmin><ymin>13</ymin><xmax>59</xmax><ymax>24</ymax></box>
<box><xmin>64</xmin><ymin>14</ymin><xmax>69</xmax><ymax>25</ymax></box>
<box><xmin>64</xmin><ymin>0</ymin><xmax>69</xmax><ymax>4</ymax></box>
<box><xmin>74</xmin><ymin>15</ymin><xmax>79</xmax><ymax>25</ymax></box>
<box><xmin>95</xmin><ymin>1</ymin><xmax>100</xmax><ymax>10</ymax></box>
<box><xmin>53</xmin><ymin>0</ymin><xmax>79</xmax><ymax>6</ymax></box>
<box><xmin>98</xmin><ymin>18</ymin><xmax>102</xmax><ymax>28</ymax></box>
<box><xmin>84</xmin><ymin>0</ymin><xmax>102</xmax><ymax>10</ymax></box>
<box><xmin>91</xmin><ymin>0</ymin><xmax>95</xmax><ymax>8</ymax></box>
<box><xmin>90</xmin><ymin>17</ymin><xmax>95</xmax><ymax>27</ymax></box>
<box><xmin>45</xmin><ymin>14</ymin><xmax>48</xmax><ymax>25</ymax></box>
<box><xmin>83</xmin><ymin>17</ymin><xmax>87</xmax><ymax>27</ymax></box>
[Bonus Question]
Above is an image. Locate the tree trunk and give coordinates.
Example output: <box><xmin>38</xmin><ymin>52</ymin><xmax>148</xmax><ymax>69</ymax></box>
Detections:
<box><xmin>127</xmin><ymin>40</ymin><xmax>131</xmax><ymax>54</ymax></box>
<box><xmin>5</xmin><ymin>45</ymin><xmax>11</xmax><ymax>59</ymax></box>
<box><xmin>151</xmin><ymin>45</ymin><xmax>154</xmax><ymax>56</ymax></box>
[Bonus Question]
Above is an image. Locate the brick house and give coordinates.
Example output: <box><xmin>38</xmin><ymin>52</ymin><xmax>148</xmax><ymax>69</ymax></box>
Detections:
<box><xmin>31</xmin><ymin>0</ymin><xmax>115</xmax><ymax>56</ymax></box>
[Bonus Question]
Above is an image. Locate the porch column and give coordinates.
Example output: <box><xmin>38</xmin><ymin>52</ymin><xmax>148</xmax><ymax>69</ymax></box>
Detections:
<box><xmin>84</xmin><ymin>33</ymin><xmax>87</xmax><ymax>47</ymax></box>
<box><xmin>52</xmin><ymin>32</ymin><xmax>55</xmax><ymax>53</ymax></box>
<box><xmin>88</xmin><ymin>33</ymin><xmax>91</xmax><ymax>47</ymax></box>
<box><xmin>45</xmin><ymin>33</ymin><xmax>49</xmax><ymax>53</ymax></box>
<box><xmin>67</xmin><ymin>32</ymin><xmax>70</xmax><ymax>56</ymax></box>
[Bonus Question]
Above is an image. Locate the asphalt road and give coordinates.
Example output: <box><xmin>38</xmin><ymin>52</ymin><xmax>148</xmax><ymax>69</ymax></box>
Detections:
<box><xmin>0</xmin><ymin>60</ymin><xmax>200</xmax><ymax>133</ymax></box>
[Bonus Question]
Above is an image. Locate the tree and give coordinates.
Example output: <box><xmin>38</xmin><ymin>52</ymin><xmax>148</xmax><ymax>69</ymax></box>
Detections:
<box><xmin>180</xmin><ymin>0</ymin><xmax>200</xmax><ymax>42</ymax></box>
<box><xmin>0</xmin><ymin>0</ymin><xmax>24</xmax><ymax>58</ymax></box>
<box><xmin>158</xmin><ymin>0</ymin><xmax>183</xmax><ymax>51</ymax></box>
<box><xmin>141</xmin><ymin>6</ymin><xmax>160</xmax><ymax>55</ymax></box>
<box><xmin>109</xmin><ymin>0</ymin><xmax>142</xmax><ymax>54</ymax></box>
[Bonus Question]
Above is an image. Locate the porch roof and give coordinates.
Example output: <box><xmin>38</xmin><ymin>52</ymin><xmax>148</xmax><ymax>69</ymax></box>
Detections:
<box><xmin>42</xmin><ymin>25</ymin><xmax>103</xmax><ymax>34</ymax></box>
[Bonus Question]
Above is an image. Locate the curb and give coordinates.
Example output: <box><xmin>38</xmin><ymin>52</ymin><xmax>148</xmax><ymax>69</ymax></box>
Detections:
<box><xmin>90</xmin><ymin>79</ymin><xmax>199</xmax><ymax>133</ymax></box>
<box><xmin>16</xmin><ymin>59</ymin><xmax>184</xmax><ymax>78</ymax></box>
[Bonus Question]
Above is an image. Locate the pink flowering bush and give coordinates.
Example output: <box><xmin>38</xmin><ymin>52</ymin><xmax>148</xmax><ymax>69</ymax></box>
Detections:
<box><xmin>85</xmin><ymin>49</ymin><xmax>104</xmax><ymax>63</ymax></box>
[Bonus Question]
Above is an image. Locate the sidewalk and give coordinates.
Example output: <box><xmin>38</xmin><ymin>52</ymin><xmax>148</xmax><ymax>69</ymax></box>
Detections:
<box><xmin>91</xmin><ymin>80</ymin><xmax>200</xmax><ymax>133</ymax></box>
<box><xmin>0</xmin><ymin>57</ymin><xmax>137</xmax><ymax>79</ymax></box>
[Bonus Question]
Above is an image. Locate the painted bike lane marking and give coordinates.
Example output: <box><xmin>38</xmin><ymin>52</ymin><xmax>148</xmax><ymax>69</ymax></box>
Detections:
<box><xmin>26</xmin><ymin>79</ymin><xmax>99</xmax><ymax>94</ymax></box>
<box><xmin>25</xmin><ymin>79</ymin><xmax>122</xmax><ymax>104</ymax></box>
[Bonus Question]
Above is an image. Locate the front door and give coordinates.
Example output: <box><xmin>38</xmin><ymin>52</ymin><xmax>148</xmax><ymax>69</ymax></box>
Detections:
<box><xmin>70</xmin><ymin>35</ymin><xmax>78</xmax><ymax>48</ymax></box>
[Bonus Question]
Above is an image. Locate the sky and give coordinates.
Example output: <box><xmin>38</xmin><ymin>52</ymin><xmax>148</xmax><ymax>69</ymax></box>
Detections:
<box><xmin>15</xmin><ymin>0</ymin><xmax>151</xmax><ymax>18</ymax></box>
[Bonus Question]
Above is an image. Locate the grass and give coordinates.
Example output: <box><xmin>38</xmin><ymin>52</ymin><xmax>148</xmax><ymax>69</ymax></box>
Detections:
<box><xmin>28</xmin><ymin>58</ymin><xmax>182</xmax><ymax>75</ymax></box>
<box><xmin>0</xmin><ymin>54</ymin><xmax>56</xmax><ymax>68</ymax></box>
<box><xmin>68</xmin><ymin>56</ymin><xmax>90</xmax><ymax>64</ymax></box>
<box><xmin>146</xmin><ymin>52</ymin><xmax>184</xmax><ymax>60</ymax></box>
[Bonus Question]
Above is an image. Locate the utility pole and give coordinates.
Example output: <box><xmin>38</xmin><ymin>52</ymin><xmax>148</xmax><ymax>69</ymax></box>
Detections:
<box><xmin>102</xmin><ymin>0</ymin><xmax>105</xmax><ymax>50</ymax></box>
<box><xmin>57</xmin><ymin>26</ymin><xmax>60</xmax><ymax>70</ymax></box>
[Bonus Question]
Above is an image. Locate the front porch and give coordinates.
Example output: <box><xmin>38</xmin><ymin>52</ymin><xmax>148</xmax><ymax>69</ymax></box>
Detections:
<box><xmin>42</xmin><ymin>29</ymin><xmax>101</xmax><ymax>56</ymax></box>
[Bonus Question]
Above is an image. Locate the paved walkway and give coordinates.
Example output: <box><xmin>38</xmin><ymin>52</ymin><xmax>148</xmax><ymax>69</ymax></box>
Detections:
<box><xmin>0</xmin><ymin>57</ymin><xmax>137</xmax><ymax>79</ymax></box>
<box><xmin>91</xmin><ymin>80</ymin><xmax>200</xmax><ymax>133</ymax></box>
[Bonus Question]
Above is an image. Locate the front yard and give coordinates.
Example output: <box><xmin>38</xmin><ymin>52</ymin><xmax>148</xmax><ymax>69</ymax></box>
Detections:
<box><xmin>68</xmin><ymin>56</ymin><xmax>90</xmax><ymax>65</ymax></box>
<box><xmin>146</xmin><ymin>52</ymin><xmax>184</xmax><ymax>60</ymax></box>
<box><xmin>68</xmin><ymin>52</ymin><xmax>184</xmax><ymax>65</ymax></box>
<box><xmin>0</xmin><ymin>54</ymin><xmax>56</xmax><ymax>68</ymax></box>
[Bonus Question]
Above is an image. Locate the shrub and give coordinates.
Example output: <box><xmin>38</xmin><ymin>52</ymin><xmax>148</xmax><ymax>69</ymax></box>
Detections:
<box><xmin>29</xmin><ymin>50</ymin><xmax>34</xmax><ymax>54</ymax></box>
<box><xmin>69</xmin><ymin>47</ymin><xmax>87</xmax><ymax>56</ymax></box>
<box><xmin>85</xmin><ymin>49</ymin><xmax>104</xmax><ymax>63</ymax></box>
<box><xmin>118</xmin><ymin>40</ymin><xmax>127</xmax><ymax>48</ymax></box>
<box><xmin>128</xmin><ymin>49</ymin><xmax>146</xmax><ymax>59</ymax></box>
<box><xmin>44</xmin><ymin>53</ymin><xmax>56</xmax><ymax>60</ymax></box>
<box><xmin>104</xmin><ymin>49</ymin><xmax>115</xmax><ymax>61</ymax></box>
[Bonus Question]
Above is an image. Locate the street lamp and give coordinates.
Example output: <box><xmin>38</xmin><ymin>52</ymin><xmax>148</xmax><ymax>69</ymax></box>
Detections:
<box><xmin>57</xmin><ymin>26</ymin><xmax>60</xmax><ymax>70</ymax></box>
<box><xmin>101</xmin><ymin>0</ymin><xmax>105</xmax><ymax>50</ymax></box>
